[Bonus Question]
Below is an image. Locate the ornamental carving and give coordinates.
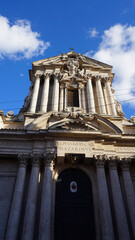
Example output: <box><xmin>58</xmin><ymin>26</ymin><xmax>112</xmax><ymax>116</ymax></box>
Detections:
<box><xmin>30</xmin><ymin>153</ymin><xmax>44</xmax><ymax>167</ymax></box>
<box><xmin>65</xmin><ymin>154</ymin><xmax>84</xmax><ymax>165</ymax></box>
<box><xmin>121</xmin><ymin>158</ymin><xmax>131</xmax><ymax>170</ymax></box>
<box><xmin>17</xmin><ymin>153</ymin><xmax>29</xmax><ymax>166</ymax></box>
<box><xmin>44</xmin><ymin>152</ymin><xmax>56</xmax><ymax>167</ymax></box>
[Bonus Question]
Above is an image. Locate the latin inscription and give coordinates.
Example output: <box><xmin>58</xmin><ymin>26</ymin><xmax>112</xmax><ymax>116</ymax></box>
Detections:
<box><xmin>116</xmin><ymin>147</ymin><xmax>135</xmax><ymax>152</ymax></box>
<box><xmin>56</xmin><ymin>141</ymin><xmax>94</xmax><ymax>157</ymax></box>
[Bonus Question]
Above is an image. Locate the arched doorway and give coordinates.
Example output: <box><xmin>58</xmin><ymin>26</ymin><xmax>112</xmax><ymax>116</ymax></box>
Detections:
<box><xmin>54</xmin><ymin>168</ymin><xmax>95</xmax><ymax>240</ymax></box>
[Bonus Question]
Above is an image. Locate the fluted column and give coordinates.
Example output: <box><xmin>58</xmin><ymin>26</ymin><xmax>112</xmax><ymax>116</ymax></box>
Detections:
<box><xmin>94</xmin><ymin>155</ymin><xmax>114</xmax><ymax>240</ymax></box>
<box><xmin>29</xmin><ymin>74</ymin><xmax>41</xmax><ymax>113</ymax></box>
<box><xmin>108</xmin><ymin>158</ymin><xmax>130</xmax><ymax>240</ymax></box>
<box><xmin>82</xmin><ymin>87</ymin><xmax>86</xmax><ymax>112</ymax></box>
<box><xmin>5</xmin><ymin>154</ymin><xmax>29</xmax><ymax>240</ymax></box>
<box><xmin>40</xmin><ymin>73</ymin><xmax>50</xmax><ymax>112</ymax></box>
<box><xmin>95</xmin><ymin>76</ymin><xmax>106</xmax><ymax>114</ymax></box>
<box><xmin>59</xmin><ymin>85</ymin><xmax>64</xmax><ymax>111</ymax></box>
<box><xmin>64</xmin><ymin>84</ymin><xmax>67</xmax><ymax>109</ymax></box>
<box><xmin>121</xmin><ymin>158</ymin><xmax>135</xmax><ymax>238</ymax></box>
<box><xmin>22</xmin><ymin>154</ymin><xmax>42</xmax><ymax>240</ymax></box>
<box><xmin>105</xmin><ymin>78</ymin><xmax>117</xmax><ymax>116</ymax></box>
<box><xmin>78</xmin><ymin>84</ymin><xmax>82</xmax><ymax>108</ymax></box>
<box><xmin>39</xmin><ymin>152</ymin><xmax>55</xmax><ymax>240</ymax></box>
<box><xmin>52</xmin><ymin>74</ymin><xmax>59</xmax><ymax>111</ymax></box>
<box><xmin>87</xmin><ymin>75</ymin><xmax>95</xmax><ymax>113</ymax></box>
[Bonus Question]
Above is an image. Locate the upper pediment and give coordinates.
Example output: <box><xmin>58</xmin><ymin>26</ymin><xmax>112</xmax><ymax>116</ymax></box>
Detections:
<box><xmin>32</xmin><ymin>51</ymin><xmax>112</xmax><ymax>70</ymax></box>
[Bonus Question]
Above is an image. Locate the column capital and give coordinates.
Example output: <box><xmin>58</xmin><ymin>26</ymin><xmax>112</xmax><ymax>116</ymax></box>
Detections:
<box><xmin>108</xmin><ymin>156</ymin><xmax>120</xmax><ymax>169</ymax></box>
<box><xmin>86</xmin><ymin>73</ymin><xmax>92</xmax><ymax>79</ymax></box>
<box><xmin>121</xmin><ymin>158</ymin><xmax>131</xmax><ymax>171</ymax></box>
<box><xmin>17</xmin><ymin>153</ymin><xmax>29</xmax><ymax>167</ymax></box>
<box><xmin>94</xmin><ymin>155</ymin><xmax>106</xmax><ymax>168</ymax></box>
<box><xmin>104</xmin><ymin>77</ymin><xmax>111</xmax><ymax>82</ymax></box>
<box><xmin>44</xmin><ymin>72</ymin><xmax>51</xmax><ymax>78</ymax></box>
<box><xmin>95</xmin><ymin>75</ymin><xmax>101</xmax><ymax>81</ymax></box>
<box><xmin>44</xmin><ymin>152</ymin><xmax>56</xmax><ymax>167</ymax></box>
<box><xmin>30</xmin><ymin>153</ymin><xmax>43</xmax><ymax>167</ymax></box>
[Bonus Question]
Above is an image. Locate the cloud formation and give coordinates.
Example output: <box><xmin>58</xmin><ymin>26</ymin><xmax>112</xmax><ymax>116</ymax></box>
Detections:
<box><xmin>0</xmin><ymin>16</ymin><xmax>50</xmax><ymax>59</ymax></box>
<box><xmin>88</xmin><ymin>28</ymin><xmax>99</xmax><ymax>38</ymax></box>
<box><xmin>88</xmin><ymin>24</ymin><xmax>135</xmax><ymax>106</ymax></box>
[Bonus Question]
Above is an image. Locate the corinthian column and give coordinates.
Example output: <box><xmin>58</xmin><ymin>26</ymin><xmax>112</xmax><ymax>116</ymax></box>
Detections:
<box><xmin>82</xmin><ymin>87</ymin><xmax>86</xmax><ymax>112</ymax></box>
<box><xmin>22</xmin><ymin>154</ymin><xmax>42</xmax><ymax>240</ymax></box>
<box><xmin>29</xmin><ymin>74</ymin><xmax>41</xmax><ymax>113</ymax></box>
<box><xmin>78</xmin><ymin>84</ymin><xmax>82</xmax><ymax>109</ymax></box>
<box><xmin>5</xmin><ymin>154</ymin><xmax>29</xmax><ymax>240</ymax></box>
<box><xmin>121</xmin><ymin>158</ymin><xmax>135</xmax><ymax>238</ymax></box>
<box><xmin>94</xmin><ymin>155</ymin><xmax>114</xmax><ymax>240</ymax></box>
<box><xmin>40</xmin><ymin>73</ymin><xmax>50</xmax><ymax>112</ymax></box>
<box><xmin>39</xmin><ymin>152</ymin><xmax>56</xmax><ymax>240</ymax></box>
<box><xmin>108</xmin><ymin>158</ymin><xmax>130</xmax><ymax>240</ymax></box>
<box><xmin>105</xmin><ymin>78</ymin><xmax>117</xmax><ymax>116</ymax></box>
<box><xmin>87</xmin><ymin>75</ymin><xmax>95</xmax><ymax>113</ymax></box>
<box><xmin>95</xmin><ymin>76</ymin><xmax>106</xmax><ymax>114</ymax></box>
<box><xmin>52</xmin><ymin>74</ymin><xmax>59</xmax><ymax>111</ymax></box>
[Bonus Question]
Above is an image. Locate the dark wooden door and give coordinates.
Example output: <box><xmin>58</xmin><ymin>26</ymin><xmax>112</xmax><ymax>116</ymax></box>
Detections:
<box><xmin>54</xmin><ymin>168</ymin><xmax>95</xmax><ymax>240</ymax></box>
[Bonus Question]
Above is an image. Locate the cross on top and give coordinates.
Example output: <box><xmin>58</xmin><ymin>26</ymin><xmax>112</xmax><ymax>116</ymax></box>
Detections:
<box><xmin>69</xmin><ymin>47</ymin><xmax>74</xmax><ymax>51</ymax></box>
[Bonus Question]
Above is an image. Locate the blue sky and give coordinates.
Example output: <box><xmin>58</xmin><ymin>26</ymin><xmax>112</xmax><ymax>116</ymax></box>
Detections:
<box><xmin>1</xmin><ymin>0</ymin><xmax>135</xmax><ymax>118</ymax></box>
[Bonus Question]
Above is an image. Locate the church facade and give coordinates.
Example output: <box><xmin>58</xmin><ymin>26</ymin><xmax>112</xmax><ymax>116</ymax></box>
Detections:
<box><xmin>0</xmin><ymin>51</ymin><xmax>135</xmax><ymax>240</ymax></box>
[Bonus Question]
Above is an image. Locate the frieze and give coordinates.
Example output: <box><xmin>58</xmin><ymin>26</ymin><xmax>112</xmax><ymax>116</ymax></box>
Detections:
<box><xmin>0</xmin><ymin>141</ymin><xmax>32</xmax><ymax>149</ymax></box>
<box><xmin>116</xmin><ymin>146</ymin><xmax>135</xmax><ymax>152</ymax></box>
<box><xmin>56</xmin><ymin>141</ymin><xmax>94</xmax><ymax>157</ymax></box>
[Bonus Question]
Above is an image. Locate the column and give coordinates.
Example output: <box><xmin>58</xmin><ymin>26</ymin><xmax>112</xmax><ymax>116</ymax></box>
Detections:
<box><xmin>52</xmin><ymin>74</ymin><xmax>59</xmax><ymax>111</ymax></box>
<box><xmin>40</xmin><ymin>73</ymin><xmax>50</xmax><ymax>112</ymax></box>
<box><xmin>39</xmin><ymin>152</ymin><xmax>55</xmax><ymax>240</ymax></box>
<box><xmin>108</xmin><ymin>158</ymin><xmax>130</xmax><ymax>240</ymax></box>
<box><xmin>95</xmin><ymin>76</ymin><xmax>106</xmax><ymax>114</ymax></box>
<box><xmin>22</xmin><ymin>154</ymin><xmax>42</xmax><ymax>240</ymax></box>
<box><xmin>78</xmin><ymin>84</ymin><xmax>82</xmax><ymax>109</ymax></box>
<box><xmin>87</xmin><ymin>75</ymin><xmax>95</xmax><ymax>113</ymax></box>
<box><xmin>94</xmin><ymin>155</ymin><xmax>114</xmax><ymax>240</ymax></box>
<box><xmin>82</xmin><ymin>87</ymin><xmax>87</xmax><ymax>112</ymax></box>
<box><xmin>64</xmin><ymin>84</ymin><xmax>67</xmax><ymax>109</ymax></box>
<box><xmin>29</xmin><ymin>74</ymin><xmax>41</xmax><ymax>113</ymax></box>
<box><xmin>59</xmin><ymin>85</ymin><xmax>64</xmax><ymax>111</ymax></box>
<box><xmin>105</xmin><ymin>78</ymin><xmax>117</xmax><ymax>116</ymax></box>
<box><xmin>5</xmin><ymin>154</ymin><xmax>29</xmax><ymax>240</ymax></box>
<box><xmin>121</xmin><ymin>158</ymin><xmax>135</xmax><ymax>238</ymax></box>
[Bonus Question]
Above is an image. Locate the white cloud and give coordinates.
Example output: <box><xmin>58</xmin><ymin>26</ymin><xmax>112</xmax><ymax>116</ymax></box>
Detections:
<box><xmin>87</xmin><ymin>24</ymin><xmax>135</xmax><ymax>107</ymax></box>
<box><xmin>88</xmin><ymin>28</ymin><xmax>99</xmax><ymax>38</ymax></box>
<box><xmin>0</xmin><ymin>16</ymin><xmax>50</xmax><ymax>59</ymax></box>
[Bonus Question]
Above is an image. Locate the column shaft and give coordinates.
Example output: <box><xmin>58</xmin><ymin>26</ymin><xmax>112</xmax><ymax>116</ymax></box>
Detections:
<box><xmin>78</xmin><ymin>87</ymin><xmax>82</xmax><ymax>108</ymax></box>
<box><xmin>22</xmin><ymin>154</ymin><xmax>41</xmax><ymax>240</ymax></box>
<box><xmin>95</xmin><ymin>156</ymin><xmax>114</xmax><ymax>240</ymax></box>
<box><xmin>109</xmin><ymin>159</ymin><xmax>130</xmax><ymax>240</ymax></box>
<box><xmin>5</xmin><ymin>154</ymin><xmax>28</xmax><ymax>240</ymax></box>
<box><xmin>82</xmin><ymin>87</ymin><xmax>86</xmax><ymax>112</ymax></box>
<box><xmin>96</xmin><ymin>77</ymin><xmax>106</xmax><ymax>114</ymax></box>
<box><xmin>121</xmin><ymin>159</ymin><xmax>135</xmax><ymax>238</ymax></box>
<box><xmin>59</xmin><ymin>86</ymin><xmax>64</xmax><ymax>111</ymax></box>
<box><xmin>52</xmin><ymin>75</ymin><xmax>59</xmax><ymax>111</ymax></box>
<box><xmin>40</xmin><ymin>74</ymin><xmax>50</xmax><ymax>112</ymax></box>
<box><xmin>39</xmin><ymin>153</ymin><xmax>55</xmax><ymax>240</ymax></box>
<box><xmin>29</xmin><ymin>75</ymin><xmax>40</xmax><ymax>113</ymax></box>
<box><xmin>87</xmin><ymin>77</ymin><xmax>95</xmax><ymax>113</ymax></box>
<box><xmin>105</xmin><ymin>80</ymin><xmax>117</xmax><ymax>116</ymax></box>
<box><xmin>64</xmin><ymin>86</ymin><xmax>67</xmax><ymax>109</ymax></box>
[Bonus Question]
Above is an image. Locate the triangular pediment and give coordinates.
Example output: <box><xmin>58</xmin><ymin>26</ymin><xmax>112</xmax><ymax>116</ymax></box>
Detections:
<box><xmin>32</xmin><ymin>51</ymin><xmax>112</xmax><ymax>70</ymax></box>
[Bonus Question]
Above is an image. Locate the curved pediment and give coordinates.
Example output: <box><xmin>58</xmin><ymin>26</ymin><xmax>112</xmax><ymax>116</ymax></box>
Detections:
<box><xmin>25</xmin><ymin>112</ymin><xmax>122</xmax><ymax>134</ymax></box>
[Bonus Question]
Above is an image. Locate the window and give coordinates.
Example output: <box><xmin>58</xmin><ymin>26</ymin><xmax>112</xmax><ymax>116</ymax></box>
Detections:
<box><xmin>67</xmin><ymin>89</ymin><xmax>79</xmax><ymax>107</ymax></box>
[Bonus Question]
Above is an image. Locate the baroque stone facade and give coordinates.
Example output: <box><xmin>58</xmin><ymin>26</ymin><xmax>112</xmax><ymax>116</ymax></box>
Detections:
<box><xmin>0</xmin><ymin>51</ymin><xmax>135</xmax><ymax>240</ymax></box>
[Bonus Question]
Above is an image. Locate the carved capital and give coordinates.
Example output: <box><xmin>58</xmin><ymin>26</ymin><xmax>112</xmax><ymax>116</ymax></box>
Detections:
<box><xmin>121</xmin><ymin>158</ymin><xmax>131</xmax><ymax>171</ymax></box>
<box><xmin>95</xmin><ymin>75</ymin><xmax>101</xmax><ymax>81</ymax></box>
<box><xmin>86</xmin><ymin>73</ymin><xmax>92</xmax><ymax>79</ymax></box>
<box><xmin>94</xmin><ymin>155</ymin><xmax>105</xmax><ymax>168</ymax></box>
<box><xmin>44</xmin><ymin>72</ymin><xmax>51</xmax><ymax>78</ymax></box>
<box><xmin>108</xmin><ymin>156</ymin><xmax>119</xmax><ymax>169</ymax></box>
<box><xmin>30</xmin><ymin>153</ymin><xmax>43</xmax><ymax>167</ymax></box>
<box><xmin>44</xmin><ymin>152</ymin><xmax>56</xmax><ymax>167</ymax></box>
<box><xmin>17</xmin><ymin>154</ymin><xmax>29</xmax><ymax>167</ymax></box>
